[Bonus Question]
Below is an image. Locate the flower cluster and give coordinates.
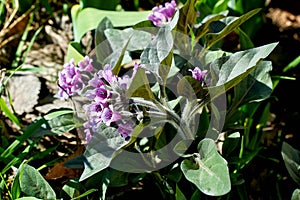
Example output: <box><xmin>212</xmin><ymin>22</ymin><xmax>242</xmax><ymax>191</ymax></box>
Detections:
<box><xmin>82</xmin><ymin>64</ymin><xmax>136</xmax><ymax>142</ymax></box>
<box><xmin>58</xmin><ymin>57</ymin><xmax>138</xmax><ymax>142</ymax></box>
<box><xmin>148</xmin><ymin>0</ymin><xmax>177</xmax><ymax>27</ymax></box>
<box><xmin>58</xmin><ymin>56</ymin><xmax>93</xmax><ymax>99</ymax></box>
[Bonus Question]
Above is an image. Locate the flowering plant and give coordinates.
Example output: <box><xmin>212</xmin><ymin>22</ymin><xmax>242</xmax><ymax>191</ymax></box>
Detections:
<box><xmin>58</xmin><ymin>0</ymin><xmax>277</xmax><ymax>198</ymax></box>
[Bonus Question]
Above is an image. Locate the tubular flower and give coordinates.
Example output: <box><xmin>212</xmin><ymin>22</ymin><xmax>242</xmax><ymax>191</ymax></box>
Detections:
<box><xmin>58</xmin><ymin>56</ymin><xmax>146</xmax><ymax>142</ymax></box>
<box><xmin>58</xmin><ymin>59</ymin><xmax>83</xmax><ymax>99</ymax></box>
<box><xmin>148</xmin><ymin>0</ymin><xmax>177</xmax><ymax>27</ymax></box>
<box><xmin>58</xmin><ymin>57</ymin><xmax>95</xmax><ymax>99</ymax></box>
<box><xmin>189</xmin><ymin>67</ymin><xmax>207</xmax><ymax>83</ymax></box>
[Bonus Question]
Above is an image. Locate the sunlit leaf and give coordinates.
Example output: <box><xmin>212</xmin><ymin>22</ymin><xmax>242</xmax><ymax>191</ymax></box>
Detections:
<box><xmin>181</xmin><ymin>138</ymin><xmax>231</xmax><ymax>196</ymax></box>
<box><xmin>65</xmin><ymin>42</ymin><xmax>84</xmax><ymax>64</ymax></box>
<box><xmin>126</xmin><ymin>67</ymin><xmax>154</xmax><ymax>100</ymax></box>
<box><xmin>207</xmin><ymin>42</ymin><xmax>278</xmax><ymax>100</ymax></box>
<box><xmin>0</xmin><ymin>96</ymin><xmax>20</xmax><ymax>126</ymax></box>
<box><xmin>71</xmin><ymin>4</ymin><xmax>151</xmax><ymax>41</ymax></box>
<box><xmin>79</xmin><ymin>124</ymin><xmax>127</xmax><ymax>181</ymax></box>
<box><xmin>19</xmin><ymin>164</ymin><xmax>56</xmax><ymax>199</ymax></box>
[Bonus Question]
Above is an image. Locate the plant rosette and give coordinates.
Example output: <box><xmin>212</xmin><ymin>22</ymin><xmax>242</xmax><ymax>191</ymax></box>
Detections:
<box><xmin>57</xmin><ymin>0</ymin><xmax>277</xmax><ymax>197</ymax></box>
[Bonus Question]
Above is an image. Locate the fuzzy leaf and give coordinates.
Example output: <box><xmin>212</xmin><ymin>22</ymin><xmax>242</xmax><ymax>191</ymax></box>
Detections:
<box><xmin>126</xmin><ymin>68</ymin><xmax>154</xmax><ymax>100</ymax></box>
<box><xmin>207</xmin><ymin>42</ymin><xmax>278</xmax><ymax>100</ymax></box>
<box><xmin>19</xmin><ymin>164</ymin><xmax>56</xmax><ymax>199</ymax></box>
<box><xmin>79</xmin><ymin>124</ymin><xmax>127</xmax><ymax>181</ymax></box>
<box><xmin>140</xmin><ymin>25</ymin><xmax>173</xmax><ymax>82</ymax></box>
<box><xmin>181</xmin><ymin>138</ymin><xmax>231</xmax><ymax>196</ymax></box>
<box><xmin>231</xmin><ymin>61</ymin><xmax>273</xmax><ymax>108</ymax></box>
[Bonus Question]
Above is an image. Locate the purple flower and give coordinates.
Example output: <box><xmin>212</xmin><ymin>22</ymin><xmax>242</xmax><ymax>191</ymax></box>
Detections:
<box><xmin>83</xmin><ymin>123</ymin><xmax>92</xmax><ymax>143</ymax></box>
<box><xmin>84</xmin><ymin>101</ymin><xmax>106</xmax><ymax>116</ymax></box>
<box><xmin>189</xmin><ymin>67</ymin><xmax>207</xmax><ymax>82</ymax></box>
<box><xmin>95</xmin><ymin>86</ymin><xmax>112</xmax><ymax>103</ymax></box>
<box><xmin>117</xmin><ymin>123</ymin><xmax>134</xmax><ymax>138</ymax></box>
<box><xmin>83</xmin><ymin>118</ymin><xmax>99</xmax><ymax>143</ymax></box>
<box><xmin>118</xmin><ymin>75</ymin><xmax>131</xmax><ymax>90</ymax></box>
<box><xmin>99</xmin><ymin>64</ymin><xmax>118</xmax><ymax>83</ymax></box>
<box><xmin>78</xmin><ymin>56</ymin><xmax>94</xmax><ymax>72</ymax></box>
<box><xmin>89</xmin><ymin>74</ymin><xmax>104</xmax><ymax>88</ymax></box>
<box><xmin>148</xmin><ymin>0</ymin><xmax>177</xmax><ymax>27</ymax></box>
<box><xmin>101</xmin><ymin>105</ymin><xmax>122</xmax><ymax>126</ymax></box>
<box><xmin>58</xmin><ymin>59</ymin><xmax>83</xmax><ymax>99</ymax></box>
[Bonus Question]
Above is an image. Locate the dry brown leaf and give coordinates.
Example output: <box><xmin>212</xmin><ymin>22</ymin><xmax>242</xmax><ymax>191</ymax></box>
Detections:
<box><xmin>45</xmin><ymin>145</ymin><xmax>85</xmax><ymax>180</ymax></box>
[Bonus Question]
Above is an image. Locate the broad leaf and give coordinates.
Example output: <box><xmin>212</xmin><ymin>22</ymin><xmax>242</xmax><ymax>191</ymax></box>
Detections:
<box><xmin>177</xmin><ymin>76</ymin><xmax>206</xmax><ymax>100</ymax></box>
<box><xmin>32</xmin><ymin>112</ymin><xmax>77</xmax><ymax>137</ymax></box>
<box><xmin>140</xmin><ymin>25</ymin><xmax>173</xmax><ymax>83</ymax></box>
<box><xmin>104</xmin><ymin>28</ymin><xmax>152</xmax><ymax>52</ymax></box>
<box><xmin>94</xmin><ymin>17</ymin><xmax>114</xmax><ymax>64</ymax></box>
<box><xmin>194</xmin><ymin>11</ymin><xmax>228</xmax><ymax>41</ymax></box>
<box><xmin>207</xmin><ymin>42</ymin><xmax>278</xmax><ymax>100</ymax></box>
<box><xmin>126</xmin><ymin>67</ymin><xmax>155</xmax><ymax>100</ymax></box>
<box><xmin>281</xmin><ymin>142</ymin><xmax>300</xmax><ymax>186</ymax></box>
<box><xmin>79</xmin><ymin>124</ymin><xmax>127</xmax><ymax>181</ymax></box>
<box><xmin>231</xmin><ymin>61</ymin><xmax>273</xmax><ymax>108</ymax></box>
<box><xmin>181</xmin><ymin>138</ymin><xmax>231</xmax><ymax>196</ymax></box>
<box><xmin>71</xmin><ymin>4</ymin><xmax>151</xmax><ymax>41</ymax></box>
<box><xmin>204</xmin><ymin>8</ymin><xmax>261</xmax><ymax>51</ymax></box>
<box><xmin>175</xmin><ymin>184</ymin><xmax>187</xmax><ymax>200</ymax></box>
<box><xmin>19</xmin><ymin>164</ymin><xmax>56</xmax><ymax>199</ymax></box>
<box><xmin>292</xmin><ymin>189</ymin><xmax>300</xmax><ymax>200</ymax></box>
<box><xmin>65</xmin><ymin>42</ymin><xmax>84</xmax><ymax>64</ymax></box>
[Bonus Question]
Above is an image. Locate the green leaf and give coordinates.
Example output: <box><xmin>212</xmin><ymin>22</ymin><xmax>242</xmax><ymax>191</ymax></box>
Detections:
<box><xmin>94</xmin><ymin>17</ymin><xmax>114</xmax><ymax>64</ymax></box>
<box><xmin>204</xmin><ymin>8</ymin><xmax>261</xmax><ymax>51</ymax></box>
<box><xmin>292</xmin><ymin>189</ymin><xmax>300</xmax><ymax>200</ymax></box>
<box><xmin>207</xmin><ymin>42</ymin><xmax>278</xmax><ymax>100</ymax></box>
<box><xmin>11</xmin><ymin>165</ymin><xmax>22</xmax><ymax>199</ymax></box>
<box><xmin>212</xmin><ymin>0</ymin><xmax>230</xmax><ymax>14</ymax></box>
<box><xmin>235</xmin><ymin>27</ymin><xmax>254</xmax><ymax>49</ymax></box>
<box><xmin>231</xmin><ymin>61</ymin><xmax>273</xmax><ymax>108</ymax></box>
<box><xmin>203</xmin><ymin>49</ymin><xmax>231</xmax><ymax>66</ymax></box>
<box><xmin>32</xmin><ymin>112</ymin><xmax>77</xmax><ymax>137</ymax></box>
<box><xmin>175</xmin><ymin>184</ymin><xmax>187</xmax><ymax>200</ymax></box>
<box><xmin>19</xmin><ymin>164</ymin><xmax>56</xmax><ymax>199</ymax></box>
<box><xmin>0</xmin><ymin>96</ymin><xmax>20</xmax><ymax>127</ymax></box>
<box><xmin>104</xmin><ymin>28</ymin><xmax>152</xmax><ymax>52</ymax></box>
<box><xmin>111</xmin><ymin>36</ymin><xmax>132</xmax><ymax>75</ymax></box>
<box><xmin>222</xmin><ymin>132</ymin><xmax>240</xmax><ymax>158</ymax></box>
<box><xmin>79</xmin><ymin>124</ymin><xmax>127</xmax><ymax>181</ymax></box>
<box><xmin>140</xmin><ymin>25</ymin><xmax>173</xmax><ymax>83</ymax></box>
<box><xmin>281</xmin><ymin>142</ymin><xmax>300</xmax><ymax>186</ymax></box>
<box><xmin>177</xmin><ymin>76</ymin><xmax>206</xmax><ymax>100</ymax></box>
<box><xmin>15</xmin><ymin>197</ymin><xmax>42</xmax><ymax>200</ymax></box>
<box><xmin>177</xmin><ymin>0</ymin><xmax>197</xmax><ymax>34</ymax></box>
<box><xmin>71</xmin><ymin>4</ymin><xmax>152</xmax><ymax>41</ymax></box>
<box><xmin>65</xmin><ymin>42</ymin><xmax>84</xmax><ymax>64</ymax></box>
<box><xmin>71</xmin><ymin>189</ymin><xmax>97</xmax><ymax>200</ymax></box>
<box><xmin>181</xmin><ymin>138</ymin><xmax>231</xmax><ymax>196</ymax></box>
<box><xmin>194</xmin><ymin>11</ymin><xmax>228</xmax><ymax>41</ymax></box>
<box><xmin>126</xmin><ymin>67</ymin><xmax>155</xmax><ymax>100</ymax></box>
